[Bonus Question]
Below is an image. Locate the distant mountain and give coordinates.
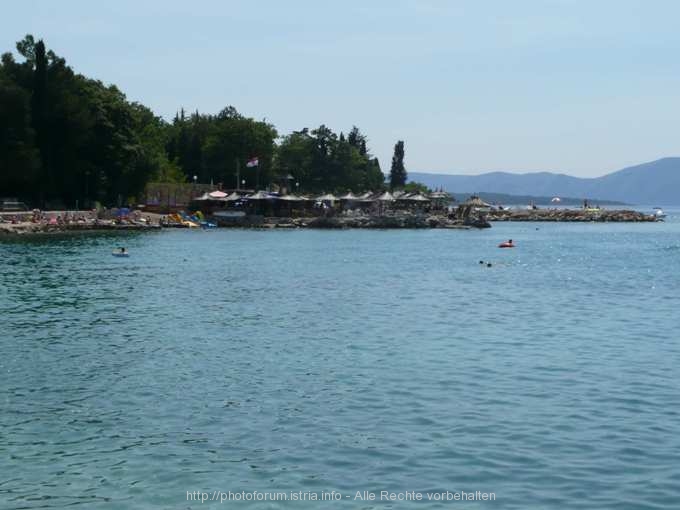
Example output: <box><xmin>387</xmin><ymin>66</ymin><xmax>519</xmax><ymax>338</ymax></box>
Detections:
<box><xmin>410</xmin><ymin>157</ymin><xmax>680</xmax><ymax>205</ymax></box>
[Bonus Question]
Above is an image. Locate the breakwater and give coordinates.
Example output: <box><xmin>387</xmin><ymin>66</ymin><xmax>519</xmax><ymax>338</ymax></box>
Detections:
<box><xmin>246</xmin><ymin>214</ymin><xmax>469</xmax><ymax>229</ymax></box>
<box><xmin>1</xmin><ymin>209</ymin><xmax>659</xmax><ymax>236</ymax></box>
<box><xmin>486</xmin><ymin>208</ymin><xmax>656</xmax><ymax>222</ymax></box>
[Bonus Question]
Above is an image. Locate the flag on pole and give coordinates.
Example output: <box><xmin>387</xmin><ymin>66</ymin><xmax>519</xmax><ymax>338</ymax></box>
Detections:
<box><xmin>246</xmin><ymin>157</ymin><xmax>259</xmax><ymax>168</ymax></box>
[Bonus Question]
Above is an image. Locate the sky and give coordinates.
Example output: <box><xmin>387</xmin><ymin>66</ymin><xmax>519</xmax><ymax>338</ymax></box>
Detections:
<box><xmin>2</xmin><ymin>0</ymin><xmax>680</xmax><ymax>177</ymax></box>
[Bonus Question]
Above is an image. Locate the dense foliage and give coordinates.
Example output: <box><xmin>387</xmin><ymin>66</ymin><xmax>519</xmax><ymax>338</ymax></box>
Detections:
<box><xmin>0</xmin><ymin>36</ymin><xmax>390</xmax><ymax>207</ymax></box>
<box><xmin>165</xmin><ymin>106</ymin><xmax>278</xmax><ymax>191</ymax></box>
<box><xmin>276</xmin><ymin>126</ymin><xmax>384</xmax><ymax>193</ymax></box>
<box><xmin>402</xmin><ymin>181</ymin><xmax>430</xmax><ymax>194</ymax></box>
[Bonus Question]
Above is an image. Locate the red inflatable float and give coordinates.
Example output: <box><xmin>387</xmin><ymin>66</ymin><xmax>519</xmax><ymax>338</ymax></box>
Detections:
<box><xmin>498</xmin><ymin>239</ymin><xmax>515</xmax><ymax>248</ymax></box>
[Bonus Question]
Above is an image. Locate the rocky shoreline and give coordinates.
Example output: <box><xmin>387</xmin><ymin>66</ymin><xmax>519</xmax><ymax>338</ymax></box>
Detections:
<box><xmin>1</xmin><ymin>208</ymin><xmax>660</xmax><ymax>236</ymax></box>
<box><xmin>220</xmin><ymin>214</ymin><xmax>470</xmax><ymax>230</ymax></box>
<box><xmin>0</xmin><ymin>222</ymin><xmax>161</xmax><ymax>236</ymax></box>
<box><xmin>486</xmin><ymin>208</ymin><xmax>657</xmax><ymax>222</ymax></box>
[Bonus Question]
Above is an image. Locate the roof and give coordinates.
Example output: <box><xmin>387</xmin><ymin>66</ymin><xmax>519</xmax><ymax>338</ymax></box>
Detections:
<box><xmin>376</xmin><ymin>191</ymin><xmax>395</xmax><ymax>201</ymax></box>
<box><xmin>245</xmin><ymin>191</ymin><xmax>272</xmax><ymax>200</ymax></box>
<box><xmin>463</xmin><ymin>195</ymin><xmax>492</xmax><ymax>207</ymax></box>
<box><xmin>429</xmin><ymin>191</ymin><xmax>451</xmax><ymax>199</ymax></box>
<box><xmin>316</xmin><ymin>193</ymin><xmax>337</xmax><ymax>201</ymax></box>
<box><xmin>278</xmin><ymin>194</ymin><xmax>304</xmax><ymax>201</ymax></box>
<box><xmin>409</xmin><ymin>193</ymin><xmax>430</xmax><ymax>202</ymax></box>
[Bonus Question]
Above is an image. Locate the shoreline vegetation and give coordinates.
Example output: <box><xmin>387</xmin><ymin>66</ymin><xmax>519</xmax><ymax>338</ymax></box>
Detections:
<box><xmin>1</xmin><ymin>36</ymin><xmax>389</xmax><ymax>212</ymax></box>
<box><xmin>0</xmin><ymin>35</ymin><xmax>661</xmax><ymax>236</ymax></box>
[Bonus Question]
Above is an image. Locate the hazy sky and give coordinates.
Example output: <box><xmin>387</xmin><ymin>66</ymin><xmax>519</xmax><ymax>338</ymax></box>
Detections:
<box><xmin>3</xmin><ymin>0</ymin><xmax>680</xmax><ymax>177</ymax></box>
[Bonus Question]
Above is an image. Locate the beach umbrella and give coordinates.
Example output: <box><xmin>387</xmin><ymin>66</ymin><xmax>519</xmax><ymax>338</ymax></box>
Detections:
<box><xmin>551</xmin><ymin>197</ymin><xmax>561</xmax><ymax>203</ymax></box>
<box><xmin>355</xmin><ymin>191</ymin><xmax>375</xmax><ymax>202</ymax></box>
<box><xmin>208</xmin><ymin>190</ymin><xmax>228</xmax><ymax>199</ymax></box>
<box><xmin>463</xmin><ymin>195</ymin><xmax>492</xmax><ymax>207</ymax></box>
<box><xmin>316</xmin><ymin>193</ymin><xmax>337</xmax><ymax>202</ymax></box>
<box><xmin>245</xmin><ymin>191</ymin><xmax>272</xmax><ymax>200</ymax></box>
<box><xmin>409</xmin><ymin>193</ymin><xmax>430</xmax><ymax>202</ymax></box>
<box><xmin>339</xmin><ymin>192</ymin><xmax>357</xmax><ymax>200</ymax></box>
<box><xmin>225</xmin><ymin>192</ymin><xmax>243</xmax><ymax>201</ymax></box>
<box><xmin>376</xmin><ymin>191</ymin><xmax>395</xmax><ymax>201</ymax></box>
<box><xmin>278</xmin><ymin>194</ymin><xmax>304</xmax><ymax>201</ymax></box>
<box><xmin>429</xmin><ymin>191</ymin><xmax>451</xmax><ymax>199</ymax></box>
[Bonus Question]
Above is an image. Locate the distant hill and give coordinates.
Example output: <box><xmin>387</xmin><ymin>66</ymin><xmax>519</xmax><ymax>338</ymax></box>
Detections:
<box><xmin>410</xmin><ymin>157</ymin><xmax>680</xmax><ymax>205</ymax></box>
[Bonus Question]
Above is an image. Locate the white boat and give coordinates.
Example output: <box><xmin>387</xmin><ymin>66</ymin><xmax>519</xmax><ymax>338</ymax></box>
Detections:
<box><xmin>112</xmin><ymin>250</ymin><xmax>129</xmax><ymax>257</ymax></box>
<box><xmin>653</xmin><ymin>208</ymin><xmax>666</xmax><ymax>219</ymax></box>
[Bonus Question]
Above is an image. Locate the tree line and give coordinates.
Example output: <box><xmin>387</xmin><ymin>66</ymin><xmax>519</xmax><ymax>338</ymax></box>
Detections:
<box><xmin>0</xmin><ymin>35</ymin><xmax>409</xmax><ymax>208</ymax></box>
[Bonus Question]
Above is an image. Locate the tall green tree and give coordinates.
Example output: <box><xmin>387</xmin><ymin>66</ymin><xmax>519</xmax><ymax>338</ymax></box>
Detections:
<box><xmin>0</xmin><ymin>70</ymin><xmax>40</xmax><ymax>195</ymax></box>
<box><xmin>389</xmin><ymin>140</ymin><xmax>407</xmax><ymax>189</ymax></box>
<box><xmin>1</xmin><ymin>35</ymin><xmax>175</xmax><ymax>207</ymax></box>
<box><xmin>0</xmin><ymin>35</ymin><xmax>389</xmax><ymax>205</ymax></box>
<box><xmin>199</xmin><ymin>106</ymin><xmax>277</xmax><ymax>189</ymax></box>
<box><xmin>31</xmin><ymin>39</ymin><xmax>50</xmax><ymax>204</ymax></box>
<box><xmin>275</xmin><ymin>125</ymin><xmax>384</xmax><ymax>193</ymax></box>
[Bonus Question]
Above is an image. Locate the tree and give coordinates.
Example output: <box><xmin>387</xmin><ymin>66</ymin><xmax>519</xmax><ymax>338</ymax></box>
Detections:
<box><xmin>1</xmin><ymin>35</ymin><xmax>176</xmax><ymax>207</ymax></box>
<box><xmin>31</xmin><ymin>39</ymin><xmax>50</xmax><ymax>205</ymax></box>
<box><xmin>0</xmin><ymin>35</ymin><xmax>390</xmax><ymax>205</ymax></box>
<box><xmin>0</xmin><ymin>73</ymin><xmax>40</xmax><ymax>195</ymax></box>
<box><xmin>389</xmin><ymin>140</ymin><xmax>407</xmax><ymax>189</ymax></box>
<box><xmin>276</xmin><ymin>125</ymin><xmax>385</xmax><ymax>193</ymax></box>
<box><xmin>198</xmin><ymin>106</ymin><xmax>277</xmax><ymax>188</ymax></box>
<box><xmin>403</xmin><ymin>181</ymin><xmax>430</xmax><ymax>194</ymax></box>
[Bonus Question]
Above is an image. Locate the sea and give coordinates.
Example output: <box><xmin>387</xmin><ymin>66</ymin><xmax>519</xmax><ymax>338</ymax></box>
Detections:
<box><xmin>2</xmin><ymin>207</ymin><xmax>679</xmax><ymax>509</ymax></box>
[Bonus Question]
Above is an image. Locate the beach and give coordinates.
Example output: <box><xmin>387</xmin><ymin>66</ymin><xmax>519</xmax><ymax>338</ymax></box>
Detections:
<box><xmin>0</xmin><ymin>210</ymin><xmax>163</xmax><ymax>235</ymax></box>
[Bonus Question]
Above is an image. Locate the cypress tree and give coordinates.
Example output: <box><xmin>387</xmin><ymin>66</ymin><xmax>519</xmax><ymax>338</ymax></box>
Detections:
<box><xmin>31</xmin><ymin>39</ymin><xmax>49</xmax><ymax>205</ymax></box>
<box><xmin>389</xmin><ymin>140</ymin><xmax>407</xmax><ymax>189</ymax></box>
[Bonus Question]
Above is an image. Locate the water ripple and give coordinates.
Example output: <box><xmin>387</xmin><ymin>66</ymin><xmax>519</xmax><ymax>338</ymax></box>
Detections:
<box><xmin>2</xmin><ymin>223</ymin><xmax>680</xmax><ymax>508</ymax></box>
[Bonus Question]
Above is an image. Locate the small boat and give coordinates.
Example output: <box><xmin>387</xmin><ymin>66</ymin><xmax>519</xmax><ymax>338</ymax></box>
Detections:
<box><xmin>653</xmin><ymin>208</ymin><xmax>666</xmax><ymax>219</ymax></box>
<box><xmin>112</xmin><ymin>249</ymin><xmax>129</xmax><ymax>257</ymax></box>
<box><xmin>498</xmin><ymin>240</ymin><xmax>515</xmax><ymax>248</ymax></box>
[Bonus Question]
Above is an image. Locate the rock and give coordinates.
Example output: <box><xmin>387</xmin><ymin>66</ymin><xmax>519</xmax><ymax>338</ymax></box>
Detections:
<box><xmin>486</xmin><ymin>208</ymin><xmax>655</xmax><ymax>223</ymax></box>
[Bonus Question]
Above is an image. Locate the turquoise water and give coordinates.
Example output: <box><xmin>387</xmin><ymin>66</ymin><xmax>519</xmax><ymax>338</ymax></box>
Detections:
<box><xmin>2</xmin><ymin>213</ymin><xmax>680</xmax><ymax>509</ymax></box>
